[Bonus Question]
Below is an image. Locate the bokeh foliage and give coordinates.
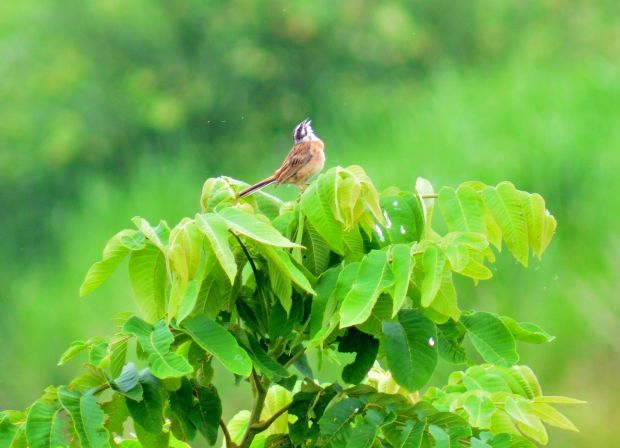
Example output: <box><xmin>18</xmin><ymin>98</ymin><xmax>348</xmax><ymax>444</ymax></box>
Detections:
<box><xmin>1</xmin><ymin>0</ymin><xmax>619</xmax><ymax>447</ymax></box>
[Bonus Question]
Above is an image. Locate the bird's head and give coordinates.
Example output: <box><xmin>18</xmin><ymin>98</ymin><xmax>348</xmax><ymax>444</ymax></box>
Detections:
<box><xmin>292</xmin><ymin>118</ymin><xmax>318</xmax><ymax>144</ymax></box>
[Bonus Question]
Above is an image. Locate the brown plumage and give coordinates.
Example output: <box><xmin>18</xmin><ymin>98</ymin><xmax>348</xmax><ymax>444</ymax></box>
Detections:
<box><xmin>239</xmin><ymin>119</ymin><xmax>325</xmax><ymax>197</ymax></box>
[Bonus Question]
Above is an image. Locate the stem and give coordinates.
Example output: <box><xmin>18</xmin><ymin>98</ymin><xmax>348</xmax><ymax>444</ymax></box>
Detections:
<box><xmin>283</xmin><ymin>346</ymin><xmax>306</xmax><ymax>369</ymax></box>
<box><xmin>420</xmin><ymin>193</ymin><xmax>438</xmax><ymax>199</ymax></box>
<box><xmin>220</xmin><ymin>419</ymin><xmax>234</xmax><ymax>448</ymax></box>
<box><xmin>239</xmin><ymin>371</ymin><xmax>269</xmax><ymax>448</ymax></box>
<box><xmin>250</xmin><ymin>404</ymin><xmax>291</xmax><ymax>431</ymax></box>
<box><xmin>232</xmin><ymin>232</ymin><xmax>259</xmax><ymax>279</ymax></box>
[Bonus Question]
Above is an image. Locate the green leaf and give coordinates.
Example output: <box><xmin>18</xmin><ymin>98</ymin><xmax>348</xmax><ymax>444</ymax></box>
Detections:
<box><xmin>383</xmin><ymin>419</ymin><xmax>425</xmax><ymax>448</ymax></box>
<box><xmin>532</xmin><ymin>396</ymin><xmax>585</xmax><ymax>404</ymax></box>
<box><xmin>437</xmin><ymin>321</ymin><xmax>467</xmax><ymax>364</ymax></box>
<box><xmin>499</xmin><ymin>317</ymin><xmax>555</xmax><ymax>344</ymax></box>
<box><xmin>383</xmin><ymin>309</ymin><xmax>438</xmax><ymax>391</ymax></box>
<box><xmin>318</xmin><ymin>398</ymin><xmax>363</xmax><ymax>447</ymax></box>
<box><xmin>420</xmin><ymin>245</ymin><xmax>446</xmax><ymax>308</ymax></box>
<box><xmin>80</xmin><ymin>230</ymin><xmax>144</xmax><ymax>297</ymax></box>
<box><xmin>438</xmin><ymin>186</ymin><xmax>485</xmax><ymax>233</ymax></box>
<box><xmin>258</xmin><ymin>245</ymin><xmax>315</xmax><ymax>298</ymax></box>
<box><xmin>245</xmin><ymin>335</ymin><xmax>290</xmax><ymax>379</ymax></box>
<box><xmin>482</xmin><ymin>182</ymin><xmax>529</xmax><ymax>266</ymax></box>
<box><xmin>57</xmin><ymin>340</ymin><xmax>89</xmax><ymax>366</ymax></box>
<box><xmin>463</xmin><ymin>395</ymin><xmax>495</xmax><ymax>429</ymax></box>
<box><xmin>500</xmin><ymin>365</ymin><xmax>542</xmax><ymax>399</ymax></box>
<box><xmin>128</xmin><ymin>243</ymin><xmax>167</xmax><ymax>323</ymax></box>
<box><xmin>0</xmin><ymin>414</ymin><xmax>23</xmax><ymax>448</ymax></box>
<box><xmin>110</xmin><ymin>363</ymin><xmax>144</xmax><ymax>401</ymax></box>
<box><xmin>308</xmin><ymin>267</ymin><xmax>341</xmax><ymax>341</ymax></box>
<box><xmin>302</xmin><ymin>222</ymin><xmax>331</xmax><ymax>275</ymax></box>
<box><xmin>123</xmin><ymin>318</ymin><xmax>193</xmax><ymax>379</ymax></box>
<box><xmin>102</xmin><ymin>394</ymin><xmax>129</xmax><ymax>437</ymax></box>
<box><xmin>340</xmin><ymin>250</ymin><xmax>393</xmax><ymax>327</ymax></box>
<box><xmin>461</xmin><ymin>312</ymin><xmax>518</xmax><ymax>366</ymax></box>
<box><xmin>344</xmin><ymin>410</ymin><xmax>384</xmax><ymax>448</ymax></box>
<box><xmin>338</xmin><ymin>328</ymin><xmax>379</xmax><ymax>384</ymax></box>
<box><xmin>218</xmin><ymin>206</ymin><xmax>300</xmax><ymax>248</ymax></box>
<box><xmin>58</xmin><ymin>386</ymin><xmax>110</xmax><ymax>448</ymax></box>
<box><xmin>125</xmin><ymin>373</ymin><xmax>167</xmax><ymax>445</ymax></box>
<box><xmin>521</xmin><ymin>193</ymin><xmax>556</xmax><ymax>258</ymax></box>
<box><xmin>379</xmin><ymin>191</ymin><xmax>425</xmax><ymax>245</ymax></box>
<box><xmin>529</xmin><ymin>402</ymin><xmax>578</xmax><ymax>431</ymax></box>
<box><xmin>301</xmin><ymin>172</ymin><xmax>345</xmax><ymax>254</ymax></box>
<box><xmin>425</xmin><ymin>266</ymin><xmax>461</xmax><ymax>323</ymax></box>
<box><xmin>389</xmin><ymin>243</ymin><xmax>414</xmax><ymax>316</ymax></box>
<box><xmin>182</xmin><ymin>315</ymin><xmax>252</xmax><ymax>376</ymax></box>
<box><xmin>192</xmin><ymin>383</ymin><xmax>222</xmax><ymax>444</ymax></box>
<box><xmin>25</xmin><ymin>401</ymin><xmax>66</xmax><ymax>448</ymax></box>
<box><xmin>415</xmin><ymin>177</ymin><xmax>435</xmax><ymax>238</ymax></box>
<box><xmin>195</xmin><ymin>213</ymin><xmax>237</xmax><ymax>284</ymax></box>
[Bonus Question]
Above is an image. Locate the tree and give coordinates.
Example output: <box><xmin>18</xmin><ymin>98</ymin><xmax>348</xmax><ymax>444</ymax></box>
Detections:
<box><xmin>0</xmin><ymin>166</ymin><xmax>582</xmax><ymax>447</ymax></box>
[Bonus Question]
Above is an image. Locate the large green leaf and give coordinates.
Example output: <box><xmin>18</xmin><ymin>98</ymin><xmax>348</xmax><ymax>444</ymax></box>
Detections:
<box><xmin>308</xmin><ymin>267</ymin><xmax>342</xmax><ymax>340</ymax></box>
<box><xmin>128</xmin><ymin>243</ymin><xmax>167</xmax><ymax>323</ymax></box>
<box><xmin>125</xmin><ymin>373</ymin><xmax>167</xmax><ymax>445</ymax></box>
<box><xmin>218</xmin><ymin>206</ymin><xmax>300</xmax><ymax>248</ymax></box>
<box><xmin>420</xmin><ymin>245</ymin><xmax>446</xmax><ymax>308</ymax></box>
<box><xmin>379</xmin><ymin>190</ymin><xmax>425</xmax><ymax>245</ymax></box>
<box><xmin>300</xmin><ymin>172</ymin><xmax>345</xmax><ymax>254</ymax></box>
<box><xmin>192</xmin><ymin>383</ymin><xmax>222</xmax><ymax>444</ymax></box>
<box><xmin>318</xmin><ymin>398</ymin><xmax>363</xmax><ymax>447</ymax></box>
<box><xmin>257</xmin><ymin>245</ymin><xmax>315</xmax><ymax>298</ymax></box>
<box><xmin>482</xmin><ymin>182</ymin><xmax>529</xmax><ymax>266</ymax></box>
<box><xmin>382</xmin><ymin>309</ymin><xmax>438</xmax><ymax>391</ymax></box>
<box><xmin>382</xmin><ymin>419</ymin><xmax>425</xmax><ymax>448</ymax></box>
<box><xmin>389</xmin><ymin>243</ymin><xmax>414</xmax><ymax>316</ymax></box>
<box><xmin>80</xmin><ymin>229</ymin><xmax>144</xmax><ymax>297</ymax></box>
<box><xmin>461</xmin><ymin>312</ymin><xmax>518</xmax><ymax>366</ymax></box>
<box><xmin>438</xmin><ymin>186</ymin><xmax>485</xmax><ymax>234</ymax></box>
<box><xmin>338</xmin><ymin>328</ymin><xmax>379</xmax><ymax>384</ymax></box>
<box><xmin>181</xmin><ymin>315</ymin><xmax>252</xmax><ymax>376</ymax></box>
<box><xmin>344</xmin><ymin>410</ymin><xmax>384</xmax><ymax>448</ymax></box>
<box><xmin>123</xmin><ymin>317</ymin><xmax>193</xmax><ymax>379</ymax></box>
<box><xmin>521</xmin><ymin>193</ymin><xmax>557</xmax><ymax>259</ymax></box>
<box><xmin>25</xmin><ymin>401</ymin><xmax>65</xmax><ymax>448</ymax></box>
<box><xmin>301</xmin><ymin>222</ymin><xmax>331</xmax><ymax>275</ymax></box>
<box><xmin>57</xmin><ymin>387</ymin><xmax>110</xmax><ymax>448</ymax></box>
<box><xmin>499</xmin><ymin>317</ymin><xmax>555</xmax><ymax>344</ymax></box>
<box><xmin>195</xmin><ymin>213</ymin><xmax>237</xmax><ymax>284</ymax></box>
<box><xmin>463</xmin><ymin>395</ymin><xmax>495</xmax><ymax>429</ymax></box>
<box><xmin>340</xmin><ymin>250</ymin><xmax>393</xmax><ymax>328</ymax></box>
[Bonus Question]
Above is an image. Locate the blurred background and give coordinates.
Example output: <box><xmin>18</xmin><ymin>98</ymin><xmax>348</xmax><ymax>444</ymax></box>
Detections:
<box><xmin>1</xmin><ymin>0</ymin><xmax>619</xmax><ymax>446</ymax></box>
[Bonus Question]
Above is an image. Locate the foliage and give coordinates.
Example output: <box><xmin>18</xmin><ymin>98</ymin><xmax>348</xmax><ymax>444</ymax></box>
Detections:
<box><xmin>0</xmin><ymin>166</ymin><xmax>582</xmax><ymax>447</ymax></box>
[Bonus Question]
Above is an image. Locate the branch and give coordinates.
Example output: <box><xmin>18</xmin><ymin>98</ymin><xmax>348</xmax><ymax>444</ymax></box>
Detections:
<box><xmin>283</xmin><ymin>346</ymin><xmax>306</xmax><ymax>369</ymax></box>
<box><xmin>250</xmin><ymin>404</ymin><xmax>291</xmax><ymax>432</ymax></box>
<box><xmin>239</xmin><ymin>370</ymin><xmax>269</xmax><ymax>448</ymax></box>
<box><xmin>220</xmin><ymin>419</ymin><xmax>234</xmax><ymax>448</ymax></box>
<box><xmin>231</xmin><ymin>231</ymin><xmax>259</xmax><ymax>278</ymax></box>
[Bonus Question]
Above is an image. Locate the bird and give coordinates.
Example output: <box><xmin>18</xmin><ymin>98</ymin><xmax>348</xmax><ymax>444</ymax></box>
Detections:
<box><xmin>238</xmin><ymin>119</ymin><xmax>325</xmax><ymax>197</ymax></box>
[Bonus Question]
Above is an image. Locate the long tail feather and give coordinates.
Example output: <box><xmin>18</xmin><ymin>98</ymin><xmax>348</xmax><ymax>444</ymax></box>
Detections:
<box><xmin>238</xmin><ymin>176</ymin><xmax>277</xmax><ymax>197</ymax></box>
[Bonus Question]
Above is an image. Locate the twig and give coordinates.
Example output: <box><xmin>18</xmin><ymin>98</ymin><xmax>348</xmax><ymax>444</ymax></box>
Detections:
<box><xmin>420</xmin><ymin>194</ymin><xmax>438</xmax><ymax>199</ymax></box>
<box><xmin>250</xmin><ymin>404</ymin><xmax>291</xmax><ymax>432</ymax></box>
<box><xmin>239</xmin><ymin>370</ymin><xmax>269</xmax><ymax>448</ymax></box>
<box><xmin>220</xmin><ymin>419</ymin><xmax>234</xmax><ymax>448</ymax></box>
<box><xmin>283</xmin><ymin>346</ymin><xmax>306</xmax><ymax>369</ymax></box>
<box><xmin>231</xmin><ymin>231</ymin><xmax>259</xmax><ymax>279</ymax></box>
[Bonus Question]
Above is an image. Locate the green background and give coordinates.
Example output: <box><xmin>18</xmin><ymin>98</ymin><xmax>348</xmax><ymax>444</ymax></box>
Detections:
<box><xmin>1</xmin><ymin>1</ymin><xmax>618</xmax><ymax>446</ymax></box>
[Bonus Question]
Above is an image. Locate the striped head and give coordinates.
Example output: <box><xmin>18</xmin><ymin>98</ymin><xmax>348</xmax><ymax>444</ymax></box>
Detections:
<box><xmin>292</xmin><ymin>118</ymin><xmax>319</xmax><ymax>144</ymax></box>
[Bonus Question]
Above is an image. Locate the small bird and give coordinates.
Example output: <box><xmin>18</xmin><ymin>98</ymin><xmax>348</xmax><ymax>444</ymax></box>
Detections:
<box><xmin>238</xmin><ymin>119</ymin><xmax>325</xmax><ymax>197</ymax></box>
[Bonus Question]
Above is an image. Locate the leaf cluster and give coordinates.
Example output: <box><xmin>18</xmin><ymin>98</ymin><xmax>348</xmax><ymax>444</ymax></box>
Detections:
<box><xmin>0</xmin><ymin>166</ymin><xmax>581</xmax><ymax>448</ymax></box>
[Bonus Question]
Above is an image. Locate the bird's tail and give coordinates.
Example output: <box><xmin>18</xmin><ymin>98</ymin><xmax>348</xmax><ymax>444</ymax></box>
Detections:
<box><xmin>238</xmin><ymin>176</ymin><xmax>277</xmax><ymax>197</ymax></box>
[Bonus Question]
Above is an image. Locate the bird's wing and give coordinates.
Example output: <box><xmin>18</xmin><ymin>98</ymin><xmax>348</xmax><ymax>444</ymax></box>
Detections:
<box><xmin>275</xmin><ymin>142</ymin><xmax>314</xmax><ymax>183</ymax></box>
